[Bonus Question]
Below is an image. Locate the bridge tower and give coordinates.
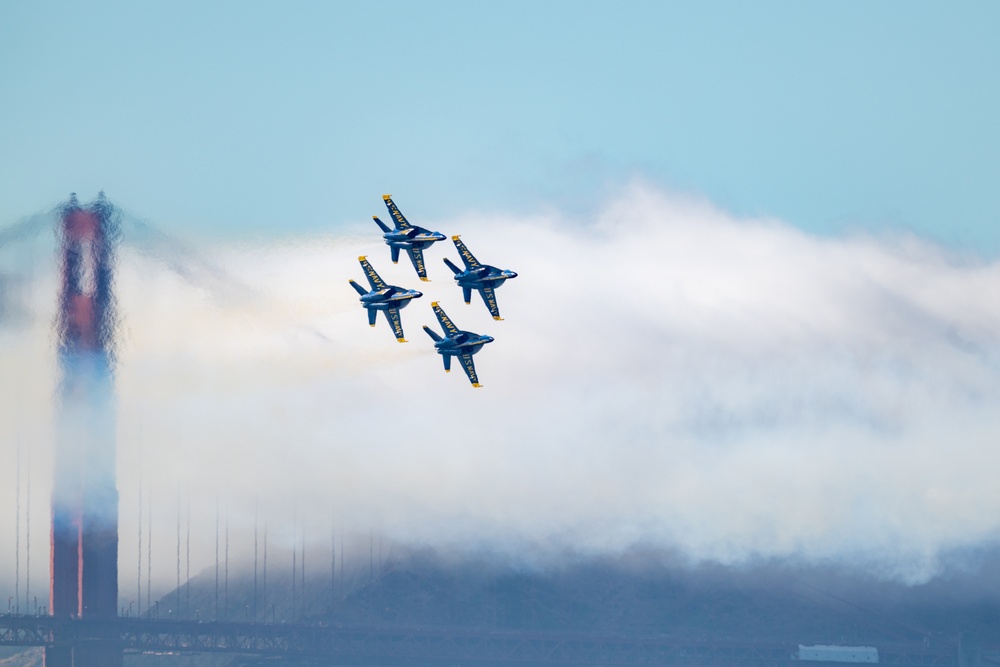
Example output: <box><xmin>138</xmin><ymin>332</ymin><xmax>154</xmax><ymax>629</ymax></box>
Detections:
<box><xmin>47</xmin><ymin>192</ymin><xmax>122</xmax><ymax>667</ymax></box>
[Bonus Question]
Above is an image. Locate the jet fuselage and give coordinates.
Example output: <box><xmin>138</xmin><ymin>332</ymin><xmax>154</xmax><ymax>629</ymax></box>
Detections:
<box><xmin>359</xmin><ymin>286</ymin><xmax>423</xmax><ymax>311</ymax></box>
<box><xmin>432</xmin><ymin>330</ymin><xmax>495</xmax><ymax>358</ymax></box>
<box><xmin>383</xmin><ymin>228</ymin><xmax>446</xmax><ymax>250</ymax></box>
<box><xmin>452</xmin><ymin>265</ymin><xmax>518</xmax><ymax>290</ymax></box>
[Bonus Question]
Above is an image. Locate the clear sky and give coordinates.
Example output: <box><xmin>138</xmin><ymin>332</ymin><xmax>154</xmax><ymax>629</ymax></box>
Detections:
<box><xmin>2</xmin><ymin>1</ymin><xmax>999</xmax><ymax>249</ymax></box>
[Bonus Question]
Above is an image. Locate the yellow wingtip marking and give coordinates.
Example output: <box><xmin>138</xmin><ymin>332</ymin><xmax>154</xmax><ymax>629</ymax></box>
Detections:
<box><xmin>383</xmin><ymin>194</ymin><xmax>392</xmax><ymax>200</ymax></box>
<box><xmin>397</xmin><ymin>337</ymin><xmax>408</xmax><ymax>343</ymax></box>
<box><xmin>472</xmin><ymin>383</ymin><xmax>483</xmax><ymax>388</ymax></box>
<box><xmin>392</xmin><ymin>260</ymin><xmax>399</xmax><ymax>264</ymax></box>
<box><xmin>420</xmin><ymin>277</ymin><xmax>430</xmax><ymax>282</ymax></box>
<box><xmin>494</xmin><ymin>316</ymin><xmax>503</xmax><ymax>320</ymax></box>
<box><xmin>445</xmin><ymin>369</ymin><xmax>451</xmax><ymax>373</ymax></box>
<box><xmin>369</xmin><ymin>324</ymin><xmax>376</xmax><ymax>327</ymax></box>
<box><xmin>372</xmin><ymin>215</ymin><xmax>378</xmax><ymax>220</ymax></box>
<box><xmin>431</xmin><ymin>301</ymin><xmax>439</xmax><ymax>307</ymax></box>
<box><xmin>451</xmin><ymin>235</ymin><xmax>461</xmax><ymax>241</ymax></box>
<box><xmin>358</xmin><ymin>255</ymin><xmax>367</xmax><ymax>260</ymax></box>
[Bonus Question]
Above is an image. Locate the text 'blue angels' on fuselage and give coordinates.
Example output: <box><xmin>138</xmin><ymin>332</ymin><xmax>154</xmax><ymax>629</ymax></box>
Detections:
<box><xmin>443</xmin><ymin>235</ymin><xmax>518</xmax><ymax>320</ymax></box>
<box><xmin>422</xmin><ymin>302</ymin><xmax>494</xmax><ymax>388</ymax></box>
<box><xmin>349</xmin><ymin>256</ymin><xmax>423</xmax><ymax>342</ymax></box>
<box><xmin>372</xmin><ymin>195</ymin><xmax>446</xmax><ymax>282</ymax></box>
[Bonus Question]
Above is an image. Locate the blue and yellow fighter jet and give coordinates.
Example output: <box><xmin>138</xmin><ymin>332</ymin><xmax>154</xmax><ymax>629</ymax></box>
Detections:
<box><xmin>349</xmin><ymin>256</ymin><xmax>423</xmax><ymax>342</ymax></box>
<box><xmin>423</xmin><ymin>302</ymin><xmax>495</xmax><ymax>387</ymax></box>
<box><xmin>372</xmin><ymin>194</ymin><xmax>447</xmax><ymax>282</ymax></box>
<box><xmin>443</xmin><ymin>235</ymin><xmax>518</xmax><ymax>320</ymax></box>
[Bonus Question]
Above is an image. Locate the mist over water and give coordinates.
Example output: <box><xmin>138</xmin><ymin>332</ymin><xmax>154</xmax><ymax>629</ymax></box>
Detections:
<box><xmin>3</xmin><ymin>184</ymin><xmax>1000</xmax><ymax>607</ymax></box>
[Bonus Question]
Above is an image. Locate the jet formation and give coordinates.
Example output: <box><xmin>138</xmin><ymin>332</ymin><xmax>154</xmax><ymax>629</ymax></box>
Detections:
<box><xmin>350</xmin><ymin>195</ymin><xmax>517</xmax><ymax>387</ymax></box>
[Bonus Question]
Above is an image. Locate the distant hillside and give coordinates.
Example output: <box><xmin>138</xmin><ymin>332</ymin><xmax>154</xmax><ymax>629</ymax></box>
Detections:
<box><xmin>156</xmin><ymin>545</ymin><xmax>1000</xmax><ymax>646</ymax></box>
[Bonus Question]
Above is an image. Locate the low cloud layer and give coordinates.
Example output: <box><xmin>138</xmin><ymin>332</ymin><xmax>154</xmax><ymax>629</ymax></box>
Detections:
<box><xmin>3</xmin><ymin>183</ymin><xmax>1000</xmax><ymax>601</ymax></box>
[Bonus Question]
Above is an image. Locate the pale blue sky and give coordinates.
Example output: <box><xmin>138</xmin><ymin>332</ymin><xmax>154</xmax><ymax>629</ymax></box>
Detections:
<box><xmin>2</xmin><ymin>1</ymin><xmax>998</xmax><ymax>250</ymax></box>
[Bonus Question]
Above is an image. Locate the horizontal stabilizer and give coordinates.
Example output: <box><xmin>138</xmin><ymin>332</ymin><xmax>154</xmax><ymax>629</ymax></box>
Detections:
<box><xmin>349</xmin><ymin>279</ymin><xmax>367</xmax><ymax>296</ymax></box>
<box><xmin>443</xmin><ymin>257</ymin><xmax>462</xmax><ymax>275</ymax></box>
<box><xmin>423</xmin><ymin>325</ymin><xmax>443</xmax><ymax>342</ymax></box>
<box><xmin>372</xmin><ymin>216</ymin><xmax>391</xmax><ymax>234</ymax></box>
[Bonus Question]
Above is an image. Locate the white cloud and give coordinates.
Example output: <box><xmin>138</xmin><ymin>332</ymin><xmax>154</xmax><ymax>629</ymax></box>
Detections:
<box><xmin>3</xmin><ymin>182</ymin><xmax>1000</xmax><ymax>601</ymax></box>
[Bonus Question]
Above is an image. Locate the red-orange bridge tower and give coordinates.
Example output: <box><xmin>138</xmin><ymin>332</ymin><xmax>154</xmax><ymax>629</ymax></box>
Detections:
<box><xmin>48</xmin><ymin>192</ymin><xmax>121</xmax><ymax>667</ymax></box>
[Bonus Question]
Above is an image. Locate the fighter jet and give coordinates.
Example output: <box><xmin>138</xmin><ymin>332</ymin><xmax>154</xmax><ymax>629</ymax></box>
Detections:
<box><xmin>372</xmin><ymin>194</ymin><xmax>447</xmax><ymax>281</ymax></box>
<box><xmin>422</xmin><ymin>302</ymin><xmax>495</xmax><ymax>388</ymax></box>
<box><xmin>349</xmin><ymin>256</ymin><xmax>423</xmax><ymax>342</ymax></box>
<box><xmin>443</xmin><ymin>235</ymin><xmax>518</xmax><ymax>320</ymax></box>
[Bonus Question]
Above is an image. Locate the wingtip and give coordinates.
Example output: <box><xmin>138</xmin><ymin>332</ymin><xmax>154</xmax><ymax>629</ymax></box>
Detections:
<box><xmin>397</xmin><ymin>337</ymin><xmax>408</xmax><ymax>343</ymax></box>
<box><xmin>420</xmin><ymin>277</ymin><xmax>430</xmax><ymax>282</ymax></box>
<box><xmin>369</xmin><ymin>324</ymin><xmax>376</xmax><ymax>328</ymax></box>
<box><xmin>445</xmin><ymin>369</ymin><xmax>451</xmax><ymax>373</ymax></box>
<box><xmin>472</xmin><ymin>383</ymin><xmax>483</xmax><ymax>388</ymax></box>
<box><xmin>358</xmin><ymin>255</ymin><xmax>367</xmax><ymax>261</ymax></box>
<box><xmin>382</xmin><ymin>194</ymin><xmax>392</xmax><ymax>200</ymax></box>
<box><xmin>451</xmin><ymin>235</ymin><xmax>461</xmax><ymax>241</ymax></box>
<box><xmin>493</xmin><ymin>316</ymin><xmax>503</xmax><ymax>321</ymax></box>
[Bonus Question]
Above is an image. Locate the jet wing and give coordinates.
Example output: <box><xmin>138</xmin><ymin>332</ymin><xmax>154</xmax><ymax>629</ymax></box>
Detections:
<box><xmin>383</xmin><ymin>195</ymin><xmax>412</xmax><ymax>229</ymax></box>
<box><xmin>459</xmin><ymin>353</ymin><xmax>481</xmax><ymax>387</ymax></box>
<box><xmin>406</xmin><ymin>247</ymin><xmax>428</xmax><ymax>281</ymax></box>
<box><xmin>383</xmin><ymin>307</ymin><xmax>406</xmax><ymax>342</ymax></box>
<box><xmin>431</xmin><ymin>302</ymin><xmax>460</xmax><ymax>336</ymax></box>
<box><xmin>452</xmin><ymin>236</ymin><xmax>481</xmax><ymax>269</ymax></box>
<box><xmin>359</xmin><ymin>257</ymin><xmax>387</xmax><ymax>290</ymax></box>
<box><xmin>477</xmin><ymin>285</ymin><xmax>501</xmax><ymax>319</ymax></box>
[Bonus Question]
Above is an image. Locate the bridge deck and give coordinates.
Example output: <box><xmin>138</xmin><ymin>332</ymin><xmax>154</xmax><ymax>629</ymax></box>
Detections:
<box><xmin>0</xmin><ymin>615</ymin><xmax>961</xmax><ymax>667</ymax></box>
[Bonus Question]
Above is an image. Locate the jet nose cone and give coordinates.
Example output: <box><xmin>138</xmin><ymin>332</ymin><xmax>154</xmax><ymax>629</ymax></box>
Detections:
<box><xmin>507</xmin><ymin>271</ymin><xmax>518</xmax><ymax>278</ymax></box>
<box><xmin>412</xmin><ymin>290</ymin><xmax>424</xmax><ymax>298</ymax></box>
<box><xmin>433</xmin><ymin>231</ymin><xmax>447</xmax><ymax>241</ymax></box>
<box><xmin>484</xmin><ymin>336</ymin><xmax>495</xmax><ymax>344</ymax></box>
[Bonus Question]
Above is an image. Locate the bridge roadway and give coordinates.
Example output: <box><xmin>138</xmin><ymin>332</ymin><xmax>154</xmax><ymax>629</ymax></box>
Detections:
<box><xmin>0</xmin><ymin>614</ymin><xmax>963</xmax><ymax>666</ymax></box>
